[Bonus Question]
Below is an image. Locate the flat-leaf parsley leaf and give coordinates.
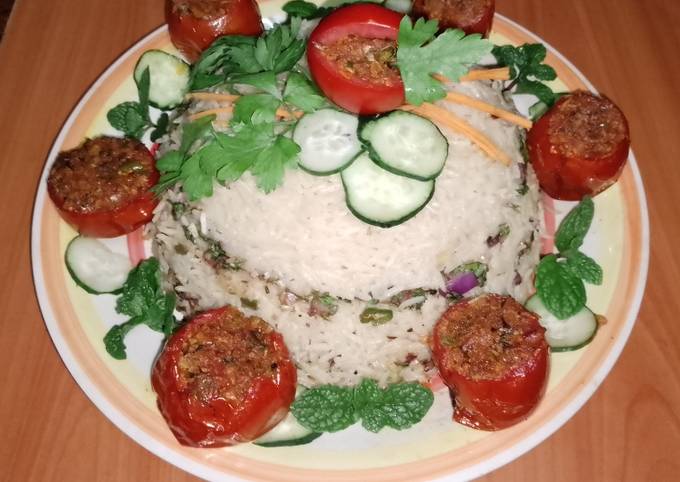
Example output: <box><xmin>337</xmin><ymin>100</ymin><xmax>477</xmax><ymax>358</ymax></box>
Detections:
<box><xmin>397</xmin><ymin>17</ymin><xmax>492</xmax><ymax>106</ymax></box>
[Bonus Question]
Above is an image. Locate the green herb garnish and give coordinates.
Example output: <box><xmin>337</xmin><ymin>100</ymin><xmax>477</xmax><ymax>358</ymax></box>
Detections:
<box><xmin>103</xmin><ymin>258</ymin><xmax>177</xmax><ymax>360</ymax></box>
<box><xmin>535</xmin><ymin>197</ymin><xmax>603</xmax><ymax>319</ymax></box>
<box><xmin>107</xmin><ymin>67</ymin><xmax>170</xmax><ymax>141</ymax></box>
<box><xmin>360</xmin><ymin>307</ymin><xmax>394</xmax><ymax>325</ymax></box>
<box><xmin>491</xmin><ymin>43</ymin><xmax>559</xmax><ymax>119</ymax></box>
<box><xmin>396</xmin><ymin>17</ymin><xmax>492</xmax><ymax>106</ymax></box>
<box><xmin>190</xmin><ymin>19</ymin><xmax>306</xmax><ymax>91</ymax></box>
<box><xmin>291</xmin><ymin>379</ymin><xmax>434</xmax><ymax>433</ymax></box>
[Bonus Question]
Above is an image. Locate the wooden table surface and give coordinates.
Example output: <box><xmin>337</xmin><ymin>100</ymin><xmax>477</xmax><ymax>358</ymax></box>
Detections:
<box><xmin>1</xmin><ymin>0</ymin><xmax>679</xmax><ymax>480</ymax></box>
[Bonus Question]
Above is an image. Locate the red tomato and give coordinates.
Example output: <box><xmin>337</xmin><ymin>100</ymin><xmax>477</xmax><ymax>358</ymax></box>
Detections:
<box><xmin>431</xmin><ymin>294</ymin><xmax>549</xmax><ymax>430</ymax></box>
<box><xmin>47</xmin><ymin>137</ymin><xmax>159</xmax><ymax>238</ymax></box>
<box><xmin>411</xmin><ymin>0</ymin><xmax>495</xmax><ymax>37</ymax></box>
<box><xmin>165</xmin><ymin>0</ymin><xmax>264</xmax><ymax>62</ymax></box>
<box><xmin>151</xmin><ymin>305</ymin><xmax>297</xmax><ymax>447</ymax></box>
<box><xmin>307</xmin><ymin>4</ymin><xmax>405</xmax><ymax>115</ymax></box>
<box><xmin>527</xmin><ymin>91</ymin><xmax>630</xmax><ymax>201</ymax></box>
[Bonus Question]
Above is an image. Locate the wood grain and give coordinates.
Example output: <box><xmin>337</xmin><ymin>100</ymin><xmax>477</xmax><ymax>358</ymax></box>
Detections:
<box><xmin>1</xmin><ymin>0</ymin><xmax>679</xmax><ymax>480</ymax></box>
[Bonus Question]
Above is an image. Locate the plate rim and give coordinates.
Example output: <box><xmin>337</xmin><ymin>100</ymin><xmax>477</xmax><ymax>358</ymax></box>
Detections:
<box><xmin>30</xmin><ymin>13</ymin><xmax>650</xmax><ymax>482</ymax></box>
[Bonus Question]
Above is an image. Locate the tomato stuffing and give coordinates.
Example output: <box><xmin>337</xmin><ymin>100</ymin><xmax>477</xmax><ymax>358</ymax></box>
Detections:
<box><xmin>431</xmin><ymin>294</ymin><xmax>549</xmax><ymax>430</ymax></box>
<box><xmin>411</xmin><ymin>0</ymin><xmax>495</xmax><ymax>37</ymax></box>
<box><xmin>527</xmin><ymin>91</ymin><xmax>630</xmax><ymax>200</ymax></box>
<box><xmin>165</xmin><ymin>0</ymin><xmax>264</xmax><ymax>62</ymax></box>
<box><xmin>151</xmin><ymin>305</ymin><xmax>297</xmax><ymax>447</ymax></box>
<box><xmin>307</xmin><ymin>4</ymin><xmax>405</xmax><ymax>115</ymax></box>
<box><xmin>47</xmin><ymin>136</ymin><xmax>159</xmax><ymax>238</ymax></box>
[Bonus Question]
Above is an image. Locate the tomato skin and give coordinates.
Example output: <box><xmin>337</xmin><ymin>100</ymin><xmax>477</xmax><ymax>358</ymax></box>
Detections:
<box><xmin>49</xmin><ymin>189</ymin><xmax>159</xmax><ymax>238</ymax></box>
<box><xmin>165</xmin><ymin>0</ymin><xmax>264</xmax><ymax>62</ymax></box>
<box><xmin>527</xmin><ymin>93</ymin><xmax>630</xmax><ymax>201</ymax></box>
<box><xmin>151</xmin><ymin>306</ymin><xmax>297</xmax><ymax>447</ymax></box>
<box><xmin>306</xmin><ymin>4</ymin><xmax>405</xmax><ymax>115</ymax></box>
<box><xmin>431</xmin><ymin>295</ymin><xmax>549</xmax><ymax>430</ymax></box>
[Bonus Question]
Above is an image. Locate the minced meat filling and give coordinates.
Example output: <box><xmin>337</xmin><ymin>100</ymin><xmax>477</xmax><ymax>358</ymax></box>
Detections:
<box><xmin>177</xmin><ymin>310</ymin><xmax>280</xmax><ymax>404</ymax></box>
<box><xmin>413</xmin><ymin>0</ymin><xmax>492</xmax><ymax>26</ymax></box>
<box><xmin>549</xmin><ymin>91</ymin><xmax>628</xmax><ymax>159</ymax></box>
<box><xmin>318</xmin><ymin>35</ymin><xmax>400</xmax><ymax>85</ymax></box>
<box><xmin>170</xmin><ymin>0</ymin><xmax>234</xmax><ymax>19</ymax></box>
<box><xmin>438</xmin><ymin>295</ymin><xmax>543</xmax><ymax>380</ymax></box>
<box><xmin>48</xmin><ymin>136</ymin><xmax>154</xmax><ymax>213</ymax></box>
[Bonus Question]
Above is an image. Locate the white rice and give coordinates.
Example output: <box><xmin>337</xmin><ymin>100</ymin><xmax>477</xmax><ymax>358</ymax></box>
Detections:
<box><xmin>151</xmin><ymin>80</ymin><xmax>543</xmax><ymax>387</ymax></box>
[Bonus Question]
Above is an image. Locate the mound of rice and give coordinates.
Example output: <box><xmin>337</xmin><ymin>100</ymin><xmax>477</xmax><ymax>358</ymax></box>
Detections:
<box><xmin>151</xmin><ymin>80</ymin><xmax>543</xmax><ymax>387</ymax></box>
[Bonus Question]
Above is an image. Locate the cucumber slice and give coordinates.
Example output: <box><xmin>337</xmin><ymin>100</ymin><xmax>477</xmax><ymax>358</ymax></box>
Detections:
<box><xmin>341</xmin><ymin>152</ymin><xmax>435</xmax><ymax>228</ymax></box>
<box><xmin>360</xmin><ymin>110</ymin><xmax>448</xmax><ymax>181</ymax></box>
<box><xmin>293</xmin><ymin>109</ymin><xmax>362</xmax><ymax>175</ymax></box>
<box><xmin>384</xmin><ymin>0</ymin><xmax>412</xmax><ymax>14</ymax></box>
<box><xmin>134</xmin><ymin>50</ymin><xmax>190</xmax><ymax>110</ymax></box>
<box><xmin>526</xmin><ymin>294</ymin><xmax>598</xmax><ymax>352</ymax></box>
<box><xmin>65</xmin><ymin>236</ymin><xmax>132</xmax><ymax>295</ymax></box>
<box><xmin>254</xmin><ymin>411</ymin><xmax>321</xmax><ymax>447</ymax></box>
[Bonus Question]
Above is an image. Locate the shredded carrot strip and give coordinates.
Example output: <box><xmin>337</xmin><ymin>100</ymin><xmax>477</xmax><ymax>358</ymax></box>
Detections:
<box><xmin>185</xmin><ymin>92</ymin><xmax>240</xmax><ymax>102</ymax></box>
<box><xmin>444</xmin><ymin>92</ymin><xmax>532</xmax><ymax>129</ymax></box>
<box><xmin>401</xmin><ymin>103</ymin><xmax>513</xmax><ymax>166</ymax></box>
<box><xmin>434</xmin><ymin>67</ymin><xmax>511</xmax><ymax>84</ymax></box>
<box><xmin>188</xmin><ymin>107</ymin><xmax>233</xmax><ymax>121</ymax></box>
<box><xmin>187</xmin><ymin>106</ymin><xmax>301</xmax><ymax>122</ymax></box>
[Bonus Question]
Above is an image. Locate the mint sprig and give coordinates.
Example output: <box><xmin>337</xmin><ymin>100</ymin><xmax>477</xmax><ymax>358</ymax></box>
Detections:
<box><xmin>491</xmin><ymin>43</ymin><xmax>559</xmax><ymax>120</ymax></box>
<box><xmin>291</xmin><ymin>379</ymin><xmax>434</xmax><ymax>433</ymax></box>
<box><xmin>107</xmin><ymin>67</ymin><xmax>170</xmax><ymax>141</ymax></box>
<box><xmin>535</xmin><ymin>197</ymin><xmax>603</xmax><ymax>319</ymax></box>
<box><xmin>104</xmin><ymin>258</ymin><xmax>177</xmax><ymax>360</ymax></box>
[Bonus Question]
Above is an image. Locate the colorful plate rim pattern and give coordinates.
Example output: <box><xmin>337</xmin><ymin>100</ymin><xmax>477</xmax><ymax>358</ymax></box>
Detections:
<box><xmin>30</xmin><ymin>8</ymin><xmax>649</xmax><ymax>482</ymax></box>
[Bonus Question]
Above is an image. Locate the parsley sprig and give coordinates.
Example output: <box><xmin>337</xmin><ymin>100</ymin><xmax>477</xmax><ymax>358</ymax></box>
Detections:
<box><xmin>107</xmin><ymin>67</ymin><xmax>170</xmax><ymax>141</ymax></box>
<box><xmin>103</xmin><ymin>258</ymin><xmax>177</xmax><ymax>360</ymax></box>
<box><xmin>190</xmin><ymin>18</ymin><xmax>306</xmax><ymax>91</ymax></box>
<box><xmin>491</xmin><ymin>43</ymin><xmax>561</xmax><ymax>120</ymax></box>
<box><xmin>397</xmin><ymin>17</ymin><xmax>493</xmax><ymax>106</ymax></box>
<box><xmin>291</xmin><ymin>379</ymin><xmax>434</xmax><ymax>433</ymax></box>
<box><xmin>535</xmin><ymin>197</ymin><xmax>603</xmax><ymax>319</ymax></box>
<box><xmin>155</xmin><ymin>68</ymin><xmax>326</xmax><ymax>199</ymax></box>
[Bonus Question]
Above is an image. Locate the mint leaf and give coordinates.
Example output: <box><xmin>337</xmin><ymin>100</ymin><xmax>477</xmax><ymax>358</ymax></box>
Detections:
<box><xmin>360</xmin><ymin>382</ymin><xmax>434</xmax><ymax>432</ymax></box>
<box><xmin>107</xmin><ymin>102</ymin><xmax>146</xmax><ymax>138</ymax></box>
<box><xmin>107</xmin><ymin>66</ymin><xmax>153</xmax><ymax>138</ymax></box>
<box><xmin>103</xmin><ymin>317</ymin><xmax>143</xmax><ymax>360</ymax></box>
<box><xmin>106</xmin><ymin>258</ymin><xmax>177</xmax><ymax>360</ymax></box>
<box><xmin>564</xmin><ymin>250</ymin><xmax>603</xmax><ymax>285</ymax></box>
<box><xmin>492</xmin><ymin>43</ymin><xmax>557</xmax><ymax>114</ymax></box>
<box><xmin>397</xmin><ymin>17</ymin><xmax>492</xmax><ymax>105</ymax></box>
<box><xmin>291</xmin><ymin>385</ymin><xmax>357</xmax><ymax>432</ymax></box>
<box><xmin>555</xmin><ymin>197</ymin><xmax>595</xmax><ymax>251</ymax></box>
<box><xmin>292</xmin><ymin>380</ymin><xmax>434</xmax><ymax>434</ymax></box>
<box><xmin>535</xmin><ymin>254</ymin><xmax>586</xmax><ymax>319</ymax></box>
<box><xmin>283</xmin><ymin>72</ymin><xmax>328</xmax><ymax>112</ymax></box>
<box><xmin>107</xmin><ymin>102</ymin><xmax>137</xmax><ymax>132</ymax></box>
